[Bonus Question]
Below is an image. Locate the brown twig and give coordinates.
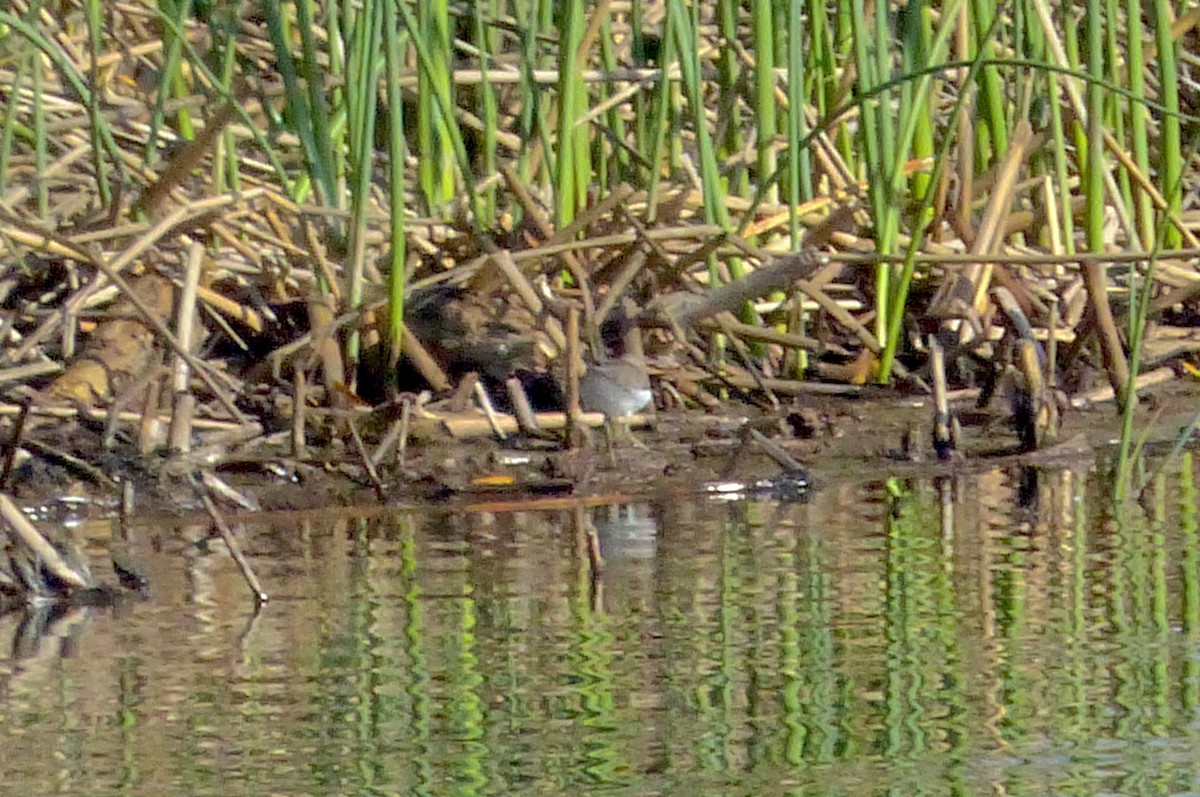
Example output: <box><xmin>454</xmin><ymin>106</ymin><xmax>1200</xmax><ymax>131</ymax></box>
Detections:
<box><xmin>346</xmin><ymin>416</ymin><xmax>386</xmax><ymax>501</ymax></box>
<box><xmin>506</xmin><ymin>377</ymin><xmax>542</xmax><ymax>434</ymax></box>
<box><xmin>198</xmin><ymin>489</ymin><xmax>268</xmax><ymax>605</ymax></box>
<box><xmin>0</xmin><ymin>493</ymin><xmax>93</xmax><ymax>590</ymax></box>
<box><xmin>0</xmin><ymin>400</ymin><xmax>30</xmax><ymax>491</ymax></box>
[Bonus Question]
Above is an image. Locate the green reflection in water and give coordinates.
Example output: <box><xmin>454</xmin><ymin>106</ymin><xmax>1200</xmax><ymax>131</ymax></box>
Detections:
<box><xmin>400</xmin><ymin>513</ymin><xmax>434</xmax><ymax>797</ymax></box>
<box><xmin>1181</xmin><ymin>453</ymin><xmax>1200</xmax><ymax>716</ymax></box>
<box><xmin>7</xmin><ymin>464</ymin><xmax>1200</xmax><ymax>794</ymax></box>
<box><xmin>568</xmin><ymin>512</ymin><xmax>625</xmax><ymax>789</ymax></box>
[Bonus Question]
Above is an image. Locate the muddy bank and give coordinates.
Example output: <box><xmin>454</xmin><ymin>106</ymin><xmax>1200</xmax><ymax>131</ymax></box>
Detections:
<box><xmin>10</xmin><ymin>375</ymin><xmax>1194</xmax><ymax>523</ymax></box>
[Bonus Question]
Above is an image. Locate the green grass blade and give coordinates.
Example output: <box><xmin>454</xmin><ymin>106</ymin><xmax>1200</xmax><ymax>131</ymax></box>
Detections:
<box><xmin>384</xmin><ymin>0</ymin><xmax>408</xmax><ymax>371</ymax></box>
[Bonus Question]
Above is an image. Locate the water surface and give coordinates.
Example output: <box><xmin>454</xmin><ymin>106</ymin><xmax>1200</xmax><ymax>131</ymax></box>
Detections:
<box><xmin>3</xmin><ymin>457</ymin><xmax>1200</xmax><ymax>795</ymax></box>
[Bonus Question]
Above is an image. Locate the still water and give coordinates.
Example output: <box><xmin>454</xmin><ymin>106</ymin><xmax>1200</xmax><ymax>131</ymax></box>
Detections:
<box><xmin>3</xmin><ymin>456</ymin><xmax>1200</xmax><ymax>796</ymax></box>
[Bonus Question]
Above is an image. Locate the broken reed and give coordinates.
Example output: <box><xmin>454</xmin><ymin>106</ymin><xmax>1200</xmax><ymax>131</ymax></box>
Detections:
<box><xmin>0</xmin><ymin>1</ymin><xmax>1192</xmax><ymax>401</ymax></box>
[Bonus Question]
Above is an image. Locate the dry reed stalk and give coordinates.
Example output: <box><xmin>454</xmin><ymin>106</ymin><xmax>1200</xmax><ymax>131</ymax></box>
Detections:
<box><xmin>1070</xmin><ymin>367</ymin><xmax>1175</xmax><ymax>408</ymax></box>
<box><xmin>595</xmin><ymin>248</ymin><xmax>648</xmax><ymax>327</ymax></box>
<box><xmin>930</xmin><ymin>336</ymin><xmax>954</xmax><ymax>459</ymax></box>
<box><xmin>473</xmin><ymin>380</ymin><xmax>508</xmax><ymax>441</ymax></box>
<box><xmin>0</xmin><ymin>401</ymin><xmax>30</xmax><ymax>490</ymax></box>
<box><xmin>137</xmin><ymin>368</ymin><xmax>164</xmax><ymax>456</ymax></box>
<box><xmin>439</xmin><ymin>410</ymin><xmax>623</xmax><ymax>439</ymax></box>
<box><xmin>715</xmin><ymin>313</ymin><xmax>778</xmax><ymax>408</ymax></box>
<box><xmin>497</xmin><ymin>167</ymin><xmax>599</xmax><ymax>346</ymax></box>
<box><xmin>491</xmin><ymin>249</ymin><xmax>568</xmax><ymax>352</ymax></box>
<box><xmin>565</xmin><ymin>305</ymin><xmax>582</xmax><ymax>447</ymax></box>
<box><xmin>291</xmin><ymin>369</ymin><xmax>307</xmax><ymax>459</ymax></box>
<box><xmin>399</xmin><ymin>323</ymin><xmax>453</xmax><ymax>393</ymax></box>
<box><xmin>346</xmin><ymin>417</ymin><xmax>386</xmax><ymax>501</ymax></box>
<box><xmin>506</xmin><ymin>377</ymin><xmax>542</xmax><ymax>434</ymax></box>
<box><xmin>0</xmin><ymin>493</ymin><xmax>92</xmax><ymax>590</ymax></box>
<box><xmin>168</xmin><ymin>241</ymin><xmax>204</xmax><ymax>453</ymax></box>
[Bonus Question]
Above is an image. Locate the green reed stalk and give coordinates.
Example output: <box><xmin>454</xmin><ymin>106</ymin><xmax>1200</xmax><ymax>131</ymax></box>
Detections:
<box><xmin>1116</xmin><ymin>139</ymin><xmax>1198</xmax><ymax>495</ymax></box>
<box><xmin>589</xmin><ymin>0</ymin><xmax>617</xmax><ymax>196</ymax></box>
<box><xmin>213</xmin><ymin>18</ymin><xmax>241</xmax><ymax>196</ymax></box>
<box><xmin>669</xmin><ymin>0</ymin><xmax>729</xmax><ymax>234</ymax></box>
<box><xmin>325</xmin><ymin>1</ymin><xmax>347</xmax><ymax>200</ymax></box>
<box><xmin>849</xmin><ymin>0</ymin><xmax>892</xmax><ymax>342</ymax></box>
<box><xmin>716</xmin><ymin>0</ymin><xmax>746</xmax><ymax>198</ymax></box>
<box><xmin>878</xmin><ymin>1</ymin><xmax>998</xmax><ymax>382</ymax></box>
<box><xmin>474</xmin><ymin>0</ymin><xmax>499</xmax><ymax>225</ymax></box>
<box><xmin>1116</xmin><ymin>249</ymin><xmax>1161</xmax><ymax>498</ymax></box>
<box><xmin>513</xmin><ymin>0</ymin><xmax>542</xmax><ymax>185</ymax></box>
<box><xmin>875</xmin><ymin>0</ymin><xmax>963</xmax><ymax>376</ymax></box>
<box><xmin>344</xmin><ymin>0</ymin><xmax>385</xmax><ymax>371</ymax></box>
<box><xmin>6</xmin><ymin>7</ymin><xmax>120</xmax><ymax>208</ymax></box>
<box><xmin>397</xmin><ymin>0</ymin><xmax>481</xmax><ymax>223</ymax></box>
<box><xmin>1084</xmin><ymin>0</ymin><xmax>1106</xmax><ymax>256</ymax></box>
<box><xmin>594</xmin><ymin>29</ymin><xmax>610</xmax><ymax>192</ymax></box>
<box><xmin>1125</xmin><ymin>0</ymin><xmax>1153</xmax><ymax>247</ymax></box>
<box><xmin>0</xmin><ymin>53</ymin><xmax>28</xmax><ymax>197</ymax></box>
<box><xmin>296</xmin><ymin>0</ymin><xmax>338</xmax><ymax>207</ymax></box>
<box><xmin>1103</xmin><ymin>0</ymin><xmax>1137</xmax><ymax>341</ymax></box>
<box><xmin>657</xmin><ymin>0</ymin><xmax>741</xmax><ymax>358</ymax></box>
<box><xmin>1046</xmin><ymin>60</ymin><xmax>1076</xmax><ymax>254</ymax></box>
<box><xmin>751</xmin><ymin>0</ymin><xmax>778</xmax><ymax>205</ymax></box>
<box><xmin>830</xmin><ymin>0</ymin><xmax>856</xmax><ymax>168</ymax></box>
<box><xmin>1059</xmin><ymin>0</ymin><xmax>1088</xmax><ymax>176</ymax></box>
<box><xmin>785</xmin><ymin>0</ymin><xmax>811</xmax><ymax>375</ymax></box>
<box><xmin>417</xmin><ymin>0</ymin><xmax>456</xmax><ymax>213</ymax></box>
<box><xmin>1012</xmin><ymin>0</ymin><xmax>1040</xmax><ymax>181</ymax></box>
<box><xmin>346</xmin><ymin>1</ymin><xmax>378</xmax><ymax>192</ymax></box>
<box><xmin>805</xmin><ymin>0</ymin><xmax>831</xmax><ymax>123</ymax></box>
<box><xmin>872</xmin><ymin>0</ymin><xmax>904</xmax><ymax>338</ymax></box>
<box><xmin>1152</xmin><ymin>0</ymin><xmax>1182</xmax><ymax>250</ymax></box>
<box><xmin>0</xmin><ymin>10</ymin><xmax>125</xmax><ymax>207</ymax></box>
<box><xmin>261</xmin><ymin>1</ymin><xmax>335</xmax><ymax>207</ymax></box>
<box><xmin>970</xmin><ymin>0</ymin><xmax>1008</xmax><ymax>163</ymax></box>
<box><xmin>146</xmin><ymin>0</ymin><xmax>194</xmax><ymax>175</ymax></box>
<box><xmin>598</xmin><ymin>11</ymin><xmax>632</xmax><ymax>190</ymax></box>
<box><xmin>901</xmin><ymin>2</ymin><xmax>934</xmax><ymax>201</ymax></box>
<box><xmin>630</xmin><ymin>0</ymin><xmax>647</xmax><ymax>154</ymax></box>
<box><xmin>644</xmin><ymin>1</ymin><xmax>679</xmax><ymax>224</ymax></box>
<box><xmin>849</xmin><ymin>0</ymin><xmax>881</xmax><ymax>216</ymax></box>
<box><xmin>31</xmin><ymin>39</ymin><xmax>47</xmax><ymax>217</ymax></box>
<box><xmin>871</xmin><ymin>0</ymin><xmax>899</xmax><ymax>213</ymax></box>
<box><xmin>1103</xmin><ymin>0</ymin><xmax>1136</xmax><ymax>252</ymax></box>
<box><xmin>0</xmin><ymin>14</ymin><xmax>37</xmax><ymax>175</ymax></box>
<box><xmin>83</xmin><ymin>0</ymin><xmax>112</xmax><ymax>206</ymax></box>
<box><xmin>785</xmin><ymin>0</ymin><xmax>811</xmax><ymax>244</ymax></box>
<box><xmin>136</xmin><ymin>7</ymin><xmax>291</xmax><ymax>202</ymax></box>
<box><xmin>383</xmin><ymin>0</ymin><xmax>408</xmax><ymax>372</ymax></box>
<box><xmin>555</xmin><ymin>0</ymin><xmax>589</xmax><ymax>227</ymax></box>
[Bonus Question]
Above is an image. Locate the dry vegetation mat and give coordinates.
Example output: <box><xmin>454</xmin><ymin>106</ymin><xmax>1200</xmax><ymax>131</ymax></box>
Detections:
<box><xmin>0</xmin><ymin>0</ymin><xmax>1196</xmax><ymax>533</ymax></box>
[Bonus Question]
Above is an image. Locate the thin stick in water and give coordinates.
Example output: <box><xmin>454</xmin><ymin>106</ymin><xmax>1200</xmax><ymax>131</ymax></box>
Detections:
<box><xmin>0</xmin><ymin>493</ymin><xmax>92</xmax><ymax>589</ymax></box>
<box><xmin>346</xmin><ymin>417</ymin><xmax>386</xmax><ymax>500</ymax></box>
<box><xmin>930</xmin><ymin>335</ymin><xmax>955</xmax><ymax>460</ymax></box>
<box><xmin>199</xmin><ymin>491</ymin><xmax>268</xmax><ymax>605</ymax></box>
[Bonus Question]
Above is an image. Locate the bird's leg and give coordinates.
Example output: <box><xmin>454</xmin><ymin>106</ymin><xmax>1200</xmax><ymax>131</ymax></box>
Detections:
<box><xmin>613</xmin><ymin>417</ymin><xmax>648</xmax><ymax>450</ymax></box>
